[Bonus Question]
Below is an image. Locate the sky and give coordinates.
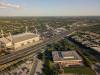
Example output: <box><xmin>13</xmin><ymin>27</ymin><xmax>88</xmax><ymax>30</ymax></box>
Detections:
<box><xmin>0</xmin><ymin>0</ymin><xmax>100</xmax><ymax>16</ymax></box>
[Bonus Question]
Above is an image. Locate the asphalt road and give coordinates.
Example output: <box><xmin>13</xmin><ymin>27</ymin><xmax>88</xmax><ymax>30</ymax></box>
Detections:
<box><xmin>0</xmin><ymin>32</ymin><xmax>69</xmax><ymax>65</ymax></box>
<box><xmin>30</xmin><ymin>57</ymin><xmax>38</xmax><ymax>75</ymax></box>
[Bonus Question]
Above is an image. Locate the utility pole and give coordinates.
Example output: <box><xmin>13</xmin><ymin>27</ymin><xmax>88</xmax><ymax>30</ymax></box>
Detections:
<box><xmin>1</xmin><ymin>30</ymin><xmax>4</xmax><ymax>38</ymax></box>
<box><xmin>35</xmin><ymin>28</ymin><xmax>38</xmax><ymax>35</ymax></box>
<box><xmin>9</xmin><ymin>32</ymin><xmax>15</xmax><ymax>50</ymax></box>
<box><xmin>25</xmin><ymin>26</ymin><xmax>28</xmax><ymax>33</ymax></box>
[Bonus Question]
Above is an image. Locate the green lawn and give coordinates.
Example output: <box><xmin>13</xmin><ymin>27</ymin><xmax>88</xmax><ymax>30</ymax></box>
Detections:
<box><xmin>64</xmin><ymin>67</ymin><xmax>96</xmax><ymax>75</ymax></box>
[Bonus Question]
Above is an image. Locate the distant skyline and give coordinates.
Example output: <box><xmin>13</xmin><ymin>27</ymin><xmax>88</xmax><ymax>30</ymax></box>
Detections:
<box><xmin>0</xmin><ymin>0</ymin><xmax>100</xmax><ymax>16</ymax></box>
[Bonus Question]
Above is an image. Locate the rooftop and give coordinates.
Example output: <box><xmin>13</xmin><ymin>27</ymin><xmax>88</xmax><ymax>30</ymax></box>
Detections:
<box><xmin>13</xmin><ymin>32</ymin><xmax>39</xmax><ymax>43</ymax></box>
<box><xmin>0</xmin><ymin>32</ymin><xmax>39</xmax><ymax>44</ymax></box>
<box><xmin>52</xmin><ymin>51</ymin><xmax>82</xmax><ymax>62</ymax></box>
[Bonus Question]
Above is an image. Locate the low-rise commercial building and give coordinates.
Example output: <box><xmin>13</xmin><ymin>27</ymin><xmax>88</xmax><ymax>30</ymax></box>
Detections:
<box><xmin>52</xmin><ymin>51</ymin><xmax>83</xmax><ymax>67</ymax></box>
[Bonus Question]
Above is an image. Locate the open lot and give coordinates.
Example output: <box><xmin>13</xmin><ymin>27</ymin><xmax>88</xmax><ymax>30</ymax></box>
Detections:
<box><xmin>64</xmin><ymin>67</ymin><xmax>96</xmax><ymax>75</ymax></box>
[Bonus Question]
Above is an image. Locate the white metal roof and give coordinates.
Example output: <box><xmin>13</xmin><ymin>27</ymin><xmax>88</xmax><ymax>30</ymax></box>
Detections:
<box><xmin>0</xmin><ymin>32</ymin><xmax>39</xmax><ymax>44</ymax></box>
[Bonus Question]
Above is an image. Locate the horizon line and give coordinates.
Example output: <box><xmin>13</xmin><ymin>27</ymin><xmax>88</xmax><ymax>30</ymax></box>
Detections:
<box><xmin>0</xmin><ymin>15</ymin><xmax>100</xmax><ymax>17</ymax></box>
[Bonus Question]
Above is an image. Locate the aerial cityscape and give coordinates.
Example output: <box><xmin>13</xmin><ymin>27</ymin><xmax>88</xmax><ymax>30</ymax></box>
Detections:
<box><xmin>0</xmin><ymin>0</ymin><xmax>100</xmax><ymax>75</ymax></box>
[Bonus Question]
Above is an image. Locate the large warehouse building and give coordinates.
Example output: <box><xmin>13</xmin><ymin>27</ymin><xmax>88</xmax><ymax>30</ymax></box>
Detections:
<box><xmin>0</xmin><ymin>32</ymin><xmax>40</xmax><ymax>50</ymax></box>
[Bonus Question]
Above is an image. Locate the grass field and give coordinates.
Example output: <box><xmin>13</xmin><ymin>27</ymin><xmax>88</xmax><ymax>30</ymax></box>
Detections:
<box><xmin>64</xmin><ymin>67</ymin><xmax>96</xmax><ymax>75</ymax></box>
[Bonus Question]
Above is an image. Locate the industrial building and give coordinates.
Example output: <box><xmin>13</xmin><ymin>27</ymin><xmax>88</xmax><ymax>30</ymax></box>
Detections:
<box><xmin>0</xmin><ymin>28</ymin><xmax>41</xmax><ymax>51</ymax></box>
<box><xmin>52</xmin><ymin>51</ymin><xmax>83</xmax><ymax>67</ymax></box>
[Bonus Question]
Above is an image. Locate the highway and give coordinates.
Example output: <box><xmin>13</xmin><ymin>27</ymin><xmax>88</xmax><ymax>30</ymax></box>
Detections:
<box><xmin>0</xmin><ymin>32</ymin><xmax>69</xmax><ymax>65</ymax></box>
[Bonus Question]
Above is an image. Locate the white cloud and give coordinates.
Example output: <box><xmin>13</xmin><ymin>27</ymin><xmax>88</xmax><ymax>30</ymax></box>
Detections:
<box><xmin>0</xmin><ymin>2</ymin><xmax>21</xmax><ymax>9</ymax></box>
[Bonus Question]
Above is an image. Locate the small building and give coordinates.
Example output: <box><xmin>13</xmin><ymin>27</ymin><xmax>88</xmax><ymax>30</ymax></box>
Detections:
<box><xmin>52</xmin><ymin>51</ymin><xmax>83</xmax><ymax>67</ymax></box>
